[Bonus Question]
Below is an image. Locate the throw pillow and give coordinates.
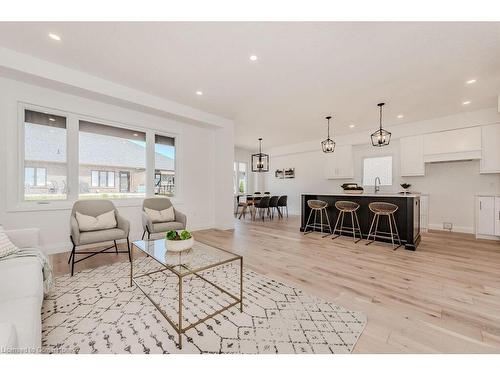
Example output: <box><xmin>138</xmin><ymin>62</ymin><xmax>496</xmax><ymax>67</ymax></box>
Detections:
<box><xmin>75</xmin><ymin>210</ymin><xmax>117</xmax><ymax>232</ymax></box>
<box><xmin>0</xmin><ymin>232</ymin><xmax>20</xmax><ymax>258</ymax></box>
<box><xmin>144</xmin><ymin>206</ymin><xmax>175</xmax><ymax>223</ymax></box>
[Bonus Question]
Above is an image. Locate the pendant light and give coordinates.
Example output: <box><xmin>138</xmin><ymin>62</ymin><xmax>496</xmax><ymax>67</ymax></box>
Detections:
<box><xmin>321</xmin><ymin>115</ymin><xmax>336</xmax><ymax>153</ymax></box>
<box><xmin>251</xmin><ymin>138</ymin><xmax>270</xmax><ymax>172</ymax></box>
<box><xmin>371</xmin><ymin>102</ymin><xmax>391</xmax><ymax>147</ymax></box>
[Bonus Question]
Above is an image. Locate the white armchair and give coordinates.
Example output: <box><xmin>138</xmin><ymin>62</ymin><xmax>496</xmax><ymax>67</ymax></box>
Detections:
<box><xmin>141</xmin><ymin>198</ymin><xmax>187</xmax><ymax>240</ymax></box>
<box><xmin>69</xmin><ymin>200</ymin><xmax>131</xmax><ymax>276</ymax></box>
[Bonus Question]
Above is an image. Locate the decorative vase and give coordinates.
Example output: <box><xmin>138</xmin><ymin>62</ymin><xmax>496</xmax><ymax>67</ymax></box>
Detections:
<box><xmin>165</xmin><ymin>237</ymin><xmax>194</xmax><ymax>253</ymax></box>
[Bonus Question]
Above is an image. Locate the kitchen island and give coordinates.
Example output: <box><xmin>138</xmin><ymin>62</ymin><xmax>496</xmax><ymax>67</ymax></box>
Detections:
<box><xmin>300</xmin><ymin>192</ymin><xmax>421</xmax><ymax>250</ymax></box>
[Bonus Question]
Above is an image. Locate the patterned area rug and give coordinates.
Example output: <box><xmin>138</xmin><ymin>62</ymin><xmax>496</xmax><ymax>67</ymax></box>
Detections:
<box><xmin>42</xmin><ymin>258</ymin><xmax>366</xmax><ymax>354</ymax></box>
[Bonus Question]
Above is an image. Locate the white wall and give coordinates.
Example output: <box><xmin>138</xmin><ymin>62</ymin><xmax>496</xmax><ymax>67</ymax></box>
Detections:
<box><xmin>0</xmin><ymin>77</ymin><xmax>234</xmax><ymax>253</ymax></box>
<box><xmin>265</xmin><ymin>108</ymin><xmax>500</xmax><ymax>233</ymax></box>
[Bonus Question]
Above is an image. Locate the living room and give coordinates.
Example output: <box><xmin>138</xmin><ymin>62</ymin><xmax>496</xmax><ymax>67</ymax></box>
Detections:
<box><xmin>1</xmin><ymin>1</ymin><xmax>500</xmax><ymax>374</ymax></box>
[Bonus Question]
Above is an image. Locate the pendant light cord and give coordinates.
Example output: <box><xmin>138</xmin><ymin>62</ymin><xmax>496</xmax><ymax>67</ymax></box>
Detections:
<box><xmin>379</xmin><ymin>105</ymin><xmax>383</xmax><ymax>131</ymax></box>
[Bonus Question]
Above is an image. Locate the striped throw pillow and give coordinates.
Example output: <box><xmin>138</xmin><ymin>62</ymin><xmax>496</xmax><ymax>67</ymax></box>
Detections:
<box><xmin>0</xmin><ymin>231</ymin><xmax>20</xmax><ymax>258</ymax></box>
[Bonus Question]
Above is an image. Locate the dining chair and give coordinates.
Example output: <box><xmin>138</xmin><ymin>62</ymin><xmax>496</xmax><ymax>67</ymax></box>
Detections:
<box><xmin>268</xmin><ymin>196</ymin><xmax>280</xmax><ymax>219</ymax></box>
<box><xmin>253</xmin><ymin>196</ymin><xmax>271</xmax><ymax>221</ymax></box>
<box><xmin>277</xmin><ymin>195</ymin><xmax>288</xmax><ymax>218</ymax></box>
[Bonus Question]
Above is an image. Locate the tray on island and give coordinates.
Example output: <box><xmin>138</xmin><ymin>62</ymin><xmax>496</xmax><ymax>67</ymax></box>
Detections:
<box><xmin>341</xmin><ymin>183</ymin><xmax>364</xmax><ymax>194</ymax></box>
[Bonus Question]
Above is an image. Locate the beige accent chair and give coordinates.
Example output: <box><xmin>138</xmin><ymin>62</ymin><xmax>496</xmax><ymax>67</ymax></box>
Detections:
<box><xmin>69</xmin><ymin>200</ymin><xmax>130</xmax><ymax>276</ymax></box>
<box><xmin>141</xmin><ymin>198</ymin><xmax>187</xmax><ymax>239</ymax></box>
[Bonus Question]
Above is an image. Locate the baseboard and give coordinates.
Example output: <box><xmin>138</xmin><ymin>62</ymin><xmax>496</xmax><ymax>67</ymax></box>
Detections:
<box><xmin>428</xmin><ymin>223</ymin><xmax>474</xmax><ymax>234</ymax></box>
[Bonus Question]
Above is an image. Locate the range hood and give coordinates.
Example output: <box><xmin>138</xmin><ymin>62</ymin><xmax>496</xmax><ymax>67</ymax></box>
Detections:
<box><xmin>423</xmin><ymin>127</ymin><xmax>482</xmax><ymax>163</ymax></box>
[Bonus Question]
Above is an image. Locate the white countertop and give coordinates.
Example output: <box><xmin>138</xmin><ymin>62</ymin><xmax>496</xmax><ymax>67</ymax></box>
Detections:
<box><xmin>302</xmin><ymin>192</ymin><xmax>421</xmax><ymax>198</ymax></box>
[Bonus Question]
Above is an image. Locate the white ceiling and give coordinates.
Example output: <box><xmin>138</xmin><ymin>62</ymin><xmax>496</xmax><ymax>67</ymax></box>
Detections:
<box><xmin>0</xmin><ymin>22</ymin><xmax>499</xmax><ymax>150</ymax></box>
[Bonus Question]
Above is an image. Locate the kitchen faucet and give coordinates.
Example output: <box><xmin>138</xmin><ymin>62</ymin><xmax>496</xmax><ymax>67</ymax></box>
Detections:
<box><xmin>374</xmin><ymin>176</ymin><xmax>381</xmax><ymax>193</ymax></box>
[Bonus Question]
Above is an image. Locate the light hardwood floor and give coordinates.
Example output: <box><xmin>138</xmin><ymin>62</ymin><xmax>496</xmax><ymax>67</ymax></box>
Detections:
<box><xmin>50</xmin><ymin>215</ymin><xmax>500</xmax><ymax>353</ymax></box>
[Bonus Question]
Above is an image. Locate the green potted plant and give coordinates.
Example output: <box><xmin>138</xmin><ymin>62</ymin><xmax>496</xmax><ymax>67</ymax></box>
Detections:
<box><xmin>165</xmin><ymin>229</ymin><xmax>194</xmax><ymax>252</ymax></box>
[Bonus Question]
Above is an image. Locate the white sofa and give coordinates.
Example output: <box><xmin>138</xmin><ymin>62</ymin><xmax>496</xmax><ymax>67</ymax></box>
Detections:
<box><xmin>0</xmin><ymin>228</ymin><xmax>44</xmax><ymax>353</ymax></box>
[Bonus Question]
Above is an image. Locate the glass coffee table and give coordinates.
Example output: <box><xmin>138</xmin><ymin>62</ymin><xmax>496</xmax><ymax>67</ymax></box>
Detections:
<box><xmin>130</xmin><ymin>239</ymin><xmax>243</xmax><ymax>349</ymax></box>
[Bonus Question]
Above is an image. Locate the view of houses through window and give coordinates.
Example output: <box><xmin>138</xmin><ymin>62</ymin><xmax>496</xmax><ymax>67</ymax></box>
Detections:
<box><xmin>22</xmin><ymin>108</ymin><xmax>177</xmax><ymax>202</ymax></box>
<box><xmin>79</xmin><ymin>120</ymin><xmax>147</xmax><ymax>199</ymax></box>
<box><xmin>23</xmin><ymin>110</ymin><xmax>68</xmax><ymax>200</ymax></box>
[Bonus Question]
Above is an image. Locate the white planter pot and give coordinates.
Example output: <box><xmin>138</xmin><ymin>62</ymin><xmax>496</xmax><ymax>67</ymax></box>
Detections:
<box><xmin>165</xmin><ymin>237</ymin><xmax>194</xmax><ymax>253</ymax></box>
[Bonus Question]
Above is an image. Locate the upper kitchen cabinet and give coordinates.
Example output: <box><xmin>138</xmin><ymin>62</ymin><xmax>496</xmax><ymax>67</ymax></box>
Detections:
<box><xmin>323</xmin><ymin>144</ymin><xmax>354</xmax><ymax>179</ymax></box>
<box><xmin>400</xmin><ymin>135</ymin><xmax>425</xmax><ymax>176</ymax></box>
<box><xmin>480</xmin><ymin>124</ymin><xmax>500</xmax><ymax>174</ymax></box>
<box><xmin>423</xmin><ymin>127</ymin><xmax>482</xmax><ymax>163</ymax></box>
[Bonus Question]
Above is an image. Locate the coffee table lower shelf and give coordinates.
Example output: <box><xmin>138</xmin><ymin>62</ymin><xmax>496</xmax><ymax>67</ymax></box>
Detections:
<box><xmin>130</xmin><ymin>244</ymin><xmax>243</xmax><ymax>349</ymax></box>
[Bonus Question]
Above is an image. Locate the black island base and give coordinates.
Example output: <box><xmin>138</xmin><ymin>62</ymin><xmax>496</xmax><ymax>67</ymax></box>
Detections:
<box><xmin>300</xmin><ymin>193</ymin><xmax>421</xmax><ymax>250</ymax></box>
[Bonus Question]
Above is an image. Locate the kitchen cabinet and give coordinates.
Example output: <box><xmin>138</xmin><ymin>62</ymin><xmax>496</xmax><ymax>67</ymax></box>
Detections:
<box><xmin>323</xmin><ymin>145</ymin><xmax>354</xmax><ymax>179</ymax></box>
<box><xmin>476</xmin><ymin>196</ymin><xmax>495</xmax><ymax>236</ymax></box>
<box><xmin>423</xmin><ymin>127</ymin><xmax>482</xmax><ymax>163</ymax></box>
<box><xmin>480</xmin><ymin>124</ymin><xmax>500</xmax><ymax>174</ymax></box>
<box><xmin>400</xmin><ymin>135</ymin><xmax>425</xmax><ymax>176</ymax></box>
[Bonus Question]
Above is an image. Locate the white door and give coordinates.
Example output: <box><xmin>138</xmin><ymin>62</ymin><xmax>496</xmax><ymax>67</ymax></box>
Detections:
<box><xmin>477</xmin><ymin>196</ymin><xmax>495</xmax><ymax>235</ymax></box>
<box><xmin>495</xmin><ymin>197</ymin><xmax>500</xmax><ymax>236</ymax></box>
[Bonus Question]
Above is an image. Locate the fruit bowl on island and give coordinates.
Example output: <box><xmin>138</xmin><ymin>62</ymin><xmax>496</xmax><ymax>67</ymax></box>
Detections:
<box><xmin>165</xmin><ymin>230</ymin><xmax>194</xmax><ymax>252</ymax></box>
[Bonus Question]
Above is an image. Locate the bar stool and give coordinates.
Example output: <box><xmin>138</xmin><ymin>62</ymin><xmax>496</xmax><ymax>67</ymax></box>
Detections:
<box><xmin>366</xmin><ymin>202</ymin><xmax>402</xmax><ymax>250</ymax></box>
<box><xmin>332</xmin><ymin>201</ymin><xmax>363</xmax><ymax>243</ymax></box>
<box><xmin>304</xmin><ymin>200</ymin><xmax>332</xmax><ymax>237</ymax></box>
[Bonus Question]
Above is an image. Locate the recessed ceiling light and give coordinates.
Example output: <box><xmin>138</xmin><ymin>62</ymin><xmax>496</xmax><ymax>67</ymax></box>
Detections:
<box><xmin>462</xmin><ymin>100</ymin><xmax>471</xmax><ymax>105</ymax></box>
<box><xmin>133</xmin><ymin>133</ymin><xmax>138</xmax><ymax>137</ymax></box>
<box><xmin>196</xmin><ymin>91</ymin><xmax>203</xmax><ymax>96</ymax></box>
<box><xmin>349</xmin><ymin>124</ymin><xmax>355</xmax><ymax>128</ymax></box>
<box><xmin>48</xmin><ymin>33</ymin><xmax>61</xmax><ymax>41</ymax></box>
<box><xmin>466</xmin><ymin>79</ymin><xmax>477</xmax><ymax>85</ymax></box>
<box><xmin>249</xmin><ymin>55</ymin><xmax>258</xmax><ymax>61</ymax></box>
<box><xmin>49</xmin><ymin>118</ymin><xmax>55</xmax><ymax>122</ymax></box>
<box><xmin>397</xmin><ymin>114</ymin><xmax>404</xmax><ymax>119</ymax></box>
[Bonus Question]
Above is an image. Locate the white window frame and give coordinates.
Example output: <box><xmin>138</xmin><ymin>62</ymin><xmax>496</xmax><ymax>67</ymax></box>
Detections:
<box><xmin>18</xmin><ymin>103</ymin><xmax>70</xmax><ymax>207</ymax></box>
<box><xmin>152</xmin><ymin>130</ymin><xmax>180</xmax><ymax>199</ymax></box>
<box><xmin>12</xmin><ymin>102</ymin><xmax>181</xmax><ymax>211</ymax></box>
<box><xmin>234</xmin><ymin>161</ymin><xmax>248</xmax><ymax>194</ymax></box>
<box><xmin>362</xmin><ymin>155</ymin><xmax>394</xmax><ymax>186</ymax></box>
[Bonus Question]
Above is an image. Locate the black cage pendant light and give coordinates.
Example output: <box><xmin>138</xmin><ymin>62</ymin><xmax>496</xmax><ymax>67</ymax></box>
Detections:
<box><xmin>371</xmin><ymin>102</ymin><xmax>391</xmax><ymax>147</ymax></box>
<box><xmin>251</xmin><ymin>138</ymin><xmax>270</xmax><ymax>172</ymax></box>
<box><xmin>321</xmin><ymin>115</ymin><xmax>336</xmax><ymax>153</ymax></box>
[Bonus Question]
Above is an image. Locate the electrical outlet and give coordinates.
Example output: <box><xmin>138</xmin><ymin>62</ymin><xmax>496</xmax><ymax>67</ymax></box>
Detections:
<box><xmin>443</xmin><ymin>222</ymin><xmax>453</xmax><ymax>231</ymax></box>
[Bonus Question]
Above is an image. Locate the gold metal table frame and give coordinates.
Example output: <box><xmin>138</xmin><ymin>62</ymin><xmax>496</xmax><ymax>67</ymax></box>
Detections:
<box><xmin>130</xmin><ymin>240</ymin><xmax>243</xmax><ymax>349</ymax></box>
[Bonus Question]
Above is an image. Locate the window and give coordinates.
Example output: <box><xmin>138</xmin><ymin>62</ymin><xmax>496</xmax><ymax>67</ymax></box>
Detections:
<box><xmin>79</xmin><ymin>120</ymin><xmax>146</xmax><ymax>199</ymax></box>
<box><xmin>90</xmin><ymin>170</ymin><xmax>115</xmax><ymax>188</ymax></box>
<box><xmin>24</xmin><ymin>167</ymin><xmax>47</xmax><ymax>187</ymax></box>
<box><xmin>154</xmin><ymin>134</ymin><xmax>176</xmax><ymax>197</ymax></box>
<box><xmin>363</xmin><ymin>156</ymin><xmax>393</xmax><ymax>186</ymax></box>
<box><xmin>233</xmin><ymin>162</ymin><xmax>248</xmax><ymax>194</ymax></box>
<box><xmin>23</xmin><ymin>110</ymin><xmax>67</xmax><ymax>201</ymax></box>
<box><xmin>19</xmin><ymin>104</ymin><xmax>180</xmax><ymax>206</ymax></box>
